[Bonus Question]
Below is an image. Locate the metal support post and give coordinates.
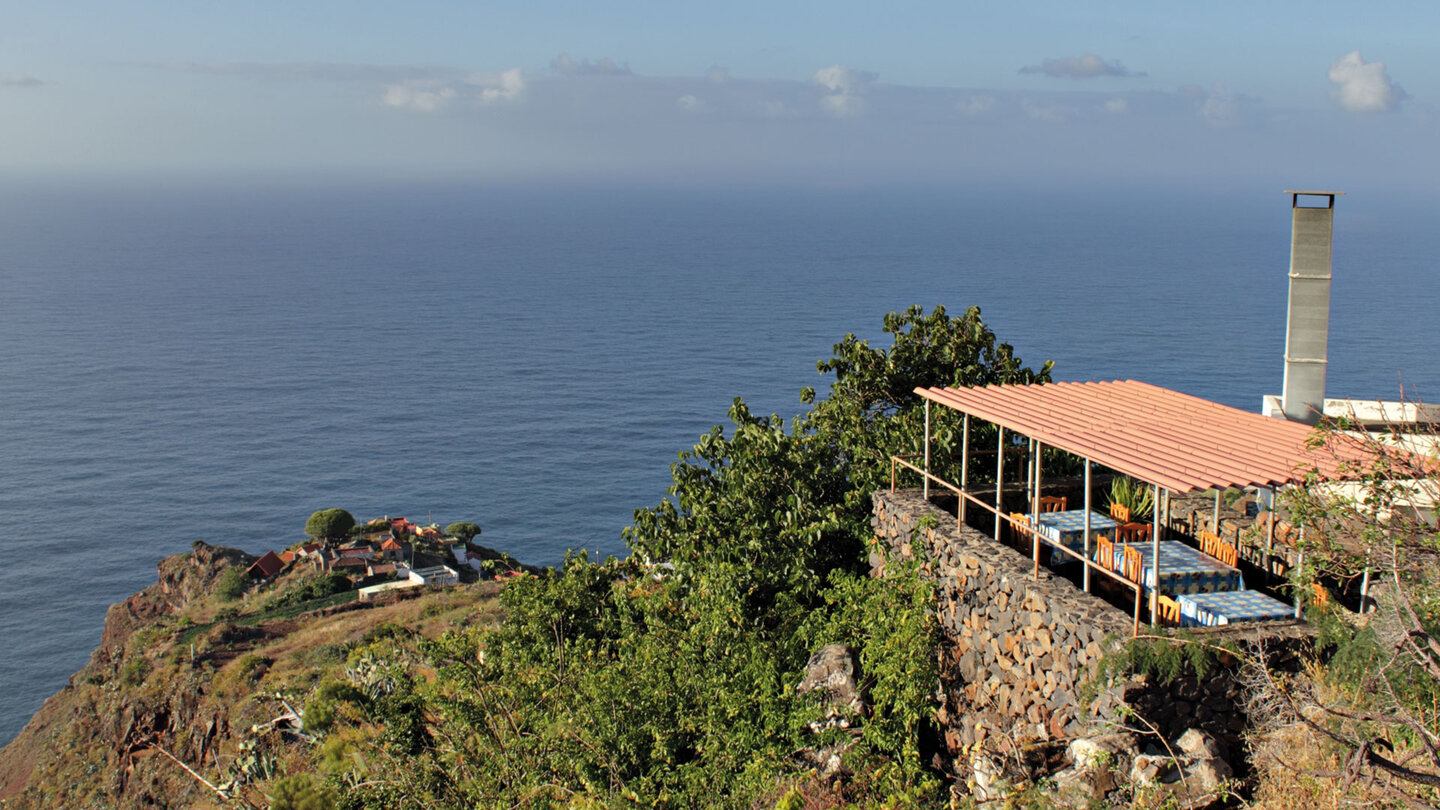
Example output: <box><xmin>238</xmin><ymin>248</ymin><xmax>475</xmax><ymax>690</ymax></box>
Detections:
<box><xmin>1083</xmin><ymin>459</ymin><xmax>1092</xmax><ymax>593</ymax></box>
<box><xmin>994</xmin><ymin>426</ymin><xmax>1005</xmax><ymax>543</ymax></box>
<box><xmin>923</xmin><ymin>400</ymin><xmax>930</xmax><ymax>500</ymax></box>
<box><xmin>960</xmin><ymin>415</ymin><xmax>970</xmax><ymax>522</ymax></box>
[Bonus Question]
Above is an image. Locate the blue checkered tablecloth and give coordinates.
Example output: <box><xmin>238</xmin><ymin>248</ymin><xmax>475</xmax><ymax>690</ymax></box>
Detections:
<box><xmin>1177</xmin><ymin>590</ymin><xmax>1293</xmax><ymax>626</ymax></box>
<box><xmin>1031</xmin><ymin>509</ymin><xmax>1118</xmax><ymax>564</ymax></box>
<box><xmin>1098</xmin><ymin>540</ymin><xmax>1245</xmax><ymax>595</ymax></box>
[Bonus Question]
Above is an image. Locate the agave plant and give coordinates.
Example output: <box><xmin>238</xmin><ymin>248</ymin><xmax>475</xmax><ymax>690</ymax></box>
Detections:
<box><xmin>1107</xmin><ymin>476</ymin><xmax>1154</xmax><ymax>521</ymax></box>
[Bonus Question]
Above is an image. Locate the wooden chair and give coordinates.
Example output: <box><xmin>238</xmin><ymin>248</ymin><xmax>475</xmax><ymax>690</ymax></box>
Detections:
<box><xmin>1155</xmin><ymin>593</ymin><xmax>1182</xmax><ymax>626</ymax></box>
<box><xmin>1311</xmin><ymin>583</ymin><xmax>1330</xmax><ymax>608</ymax></box>
<box><xmin>1009</xmin><ymin>512</ymin><xmax>1030</xmax><ymax>545</ymax></box>
<box><xmin>1121</xmin><ymin>545</ymin><xmax>1145</xmax><ymax>584</ymax></box>
<box><xmin>1039</xmin><ymin>496</ymin><xmax>1067</xmax><ymax>513</ymax></box>
<box><xmin>1116</xmin><ymin>522</ymin><xmax>1151</xmax><ymax>544</ymax></box>
<box><xmin>1214</xmin><ymin>538</ymin><xmax>1238</xmax><ymax>567</ymax></box>
<box><xmin>1199</xmin><ymin>530</ymin><xmax>1239</xmax><ymax>567</ymax></box>
<box><xmin>1095</xmin><ymin>535</ymin><xmax>1115</xmax><ymax>570</ymax></box>
<box><xmin>1109</xmin><ymin>502</ymin><xmax>1131</xmax><ymax>523</ymax></box>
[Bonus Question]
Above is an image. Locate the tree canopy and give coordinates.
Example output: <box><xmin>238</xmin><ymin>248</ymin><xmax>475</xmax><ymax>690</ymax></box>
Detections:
<box><xmin>444</xmin><ymin>521</ymin><xmax>481</xmax><ymax>542</ymax></box>
<box><xmin>280</xmin><ymin>306</ymin><xmax>1053</xmax><ymax>808</ymax></box>
<box><xmin>304</xmin><ymin>508</ymin><xmax>355</xmax><ymax>541</ymax></box>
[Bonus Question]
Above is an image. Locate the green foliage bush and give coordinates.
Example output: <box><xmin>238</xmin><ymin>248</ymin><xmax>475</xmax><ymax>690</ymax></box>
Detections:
<box><xmin>1107</xmin><ymin>476</ymin><xmax>1154</xmax><ymax>521</ymax></box>
<box><xmin>301</xmin><ymin>307</ymin><xmax>1048</xmax><ymax>808</ymax></box>
<box><xmin>444</xmin><ymin>521</ymin><xmax>481</xmax><ymax>541</ymax></box>
<box><xmin>119</xmin><ymin>656</ymin><xmax>151</xmax><ymax>688</ymax></box>
<box><xmin>270</xmin><ymin>573</ymin><xmax>352</xmax><ymax>609</ymax></box>
<box><xmin>268</xmin><ymin>774</ymin><xmax>336</xmax><ymax>810</ymax></box>
<box><xmin>304</xmin><ymin>678</ymin><xmax>367</xmax><ymax>735</ymax></box>
<box><xmin>215</xmin><ymin>566</ymin><xmax>247</xmax><ymax>601</ymax></box>
<box><xmin>306</xmin><ymin>508</ymin><xmax>356</xmax><ymax>540</ymax></box>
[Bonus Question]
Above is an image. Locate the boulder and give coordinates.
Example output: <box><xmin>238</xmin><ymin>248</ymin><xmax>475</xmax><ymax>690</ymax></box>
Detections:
<box><xmin>797</xmin><ymin>644</ymin><xmax>867</xmax><ymax>717</ymax></box>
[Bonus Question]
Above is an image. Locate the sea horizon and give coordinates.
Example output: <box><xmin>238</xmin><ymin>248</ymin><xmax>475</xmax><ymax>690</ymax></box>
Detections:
<box><xmin>2</xmin><ymin>178</ymin><xmax>1436</xmax><ymax>745</ymax></box>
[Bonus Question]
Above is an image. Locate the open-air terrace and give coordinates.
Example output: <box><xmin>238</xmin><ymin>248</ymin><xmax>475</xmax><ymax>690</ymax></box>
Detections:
<box><xmin>890</xmin><ymin>378</ymin><xmax>1376</xmax><ymax>634</ymax></box>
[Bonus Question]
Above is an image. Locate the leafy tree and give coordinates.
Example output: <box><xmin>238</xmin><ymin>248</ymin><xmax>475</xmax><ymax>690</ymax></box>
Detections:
<box><xmin>444</xmin><ymin>521</ymin><xmax>481</xmax><ymax>542</ymax></box>
<box><xmin>806</xmin><ymin>304</ymin><xmax>1052</xmax><ymax>501</ymax></box>
<box><xmin>215</xmin><ymin>566</ymin><xmax>247</xmax><ymax>601</ymax></box>
<box><xmin>1240</xmin><ymin>416</ymin><xmax>1440</xmax><ymax>806</ymax></box>
<box><xmin>268</xmin><ymin>774</ymin><xmax>336</xmax><ymax>810</ymax></box>
<box><xmin>306</xmin><ymin>508</ymin><xmax>355</xmax><ymax>542</ymax></box>
<box><xmin>308</xmin><ymin>306</ymin><xmax>1050</xmax><ymax>809</ymax></box>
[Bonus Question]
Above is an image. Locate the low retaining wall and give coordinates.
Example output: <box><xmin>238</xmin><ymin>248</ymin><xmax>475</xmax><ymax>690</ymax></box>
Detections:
<box><xmin>871</xmin><ymin>489</ymin><xmax>1131</xmax><ymax>752</ymax></box>
<box><xmin>873</xmin><ymin>488</ymin><xmax>1313</xmax><ymax>776</ymax></box>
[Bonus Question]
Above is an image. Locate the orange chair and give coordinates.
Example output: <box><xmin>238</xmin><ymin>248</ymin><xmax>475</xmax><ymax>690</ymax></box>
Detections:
<box><xmin>1095</xmin><ymin>535</ymin><xmax>1116</xmax><ymax>570</ymax></box>
<box><xmin>1121</xmin><ymin>546</ymin><xmax>1145</xmax><ymax>584</ymax></box>
<box><xmin>1109</xmin><ymin>503</ymin><xmax>1131</xmax><ymax>523</ymax></box>
<box><xmin>1039</xmin><ymin>496</ymin><xmax>1067</xmax><ymax>513</ymax></box>
<box><xmin>1116</xmin><ymin>522</ymin><xmax>1151</xmax><ymax>544</ymax></box>
<box><xmin>1155</xmin><ymin>593</ymin><xmax>1182</xmax><ymax>626</ymax></box>
<box><xmin>1213</xmin><ymin>538</ymin><xmax>1238</xmax><ymax>567</ymax></box>
<box><xmin>1199</xmin><ymin>530</ymin><xmax>1239</xmax><ymax>567</ymax></box>
<box><xmin>1311</xmin><ymin>583</ymin><xmax>1330</xmax><ymax>607</ymax></box>
<box><xmin>1009</xmin><ymin>512</ymin><xmax>1030</xmax><ymax>544</ymax></box>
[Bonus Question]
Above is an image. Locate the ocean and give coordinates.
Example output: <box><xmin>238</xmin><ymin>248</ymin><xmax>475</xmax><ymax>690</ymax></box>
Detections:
<box><xmin>0</xmin><ymin>179</ymin><xmax>1435</xmax><ymax>745</ymax></box>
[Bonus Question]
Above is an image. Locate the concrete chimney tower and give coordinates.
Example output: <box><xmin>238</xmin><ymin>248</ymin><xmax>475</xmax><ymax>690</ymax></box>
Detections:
<box><xmin>1281</xmin><ymin>190</ymin><xmax>1342</xmax><ymax>425</ymax></box>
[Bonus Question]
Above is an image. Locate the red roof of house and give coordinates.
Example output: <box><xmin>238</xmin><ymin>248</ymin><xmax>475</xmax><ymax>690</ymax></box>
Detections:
<box><xmin>248</xmin><ymin>550</ymin><xmax>285</xmax><ymax>579</ymax></box>
<box><xmin>279</xmin><ymin>550</ymin><xmax>296</xmax><ymax>564</ymax></box>
<box><xmin>332</xmin><ymin>556</ymin><xmax>368</xmax><ymax>569</ymax></box>
<box><xmin>380</xmin><ymin>537</ymin><xmax>405</xmax><ymax>551</ymax></box>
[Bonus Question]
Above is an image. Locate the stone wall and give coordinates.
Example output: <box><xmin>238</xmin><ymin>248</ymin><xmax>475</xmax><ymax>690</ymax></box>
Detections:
<box><xmin>871</xmin><ymin>489</ymin><xmax>1131</xmax><ymax>755</ymax></box>
<box><xmin>872</xmin><ymin>488</ymin><xmax>1314</xmax><ymax>782</ymax></box>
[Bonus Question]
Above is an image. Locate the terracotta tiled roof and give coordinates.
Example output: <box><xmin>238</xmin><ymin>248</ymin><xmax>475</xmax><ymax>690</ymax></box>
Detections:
<box><xmin>916</xmin><ymin>379</ymin><xmax>1372</xmax><ymax>493</ymax></box>
<box><xmin>247</xmin><ymin>550</ymin><xmax>285</xmax><ymax>579</ymax></box>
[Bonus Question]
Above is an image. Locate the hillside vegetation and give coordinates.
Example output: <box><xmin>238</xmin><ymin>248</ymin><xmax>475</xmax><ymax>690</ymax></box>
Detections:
<box><xmin>0</xmin><ymin>305</ymin><xmax>1050</xmax><ymax>810</ymax></box>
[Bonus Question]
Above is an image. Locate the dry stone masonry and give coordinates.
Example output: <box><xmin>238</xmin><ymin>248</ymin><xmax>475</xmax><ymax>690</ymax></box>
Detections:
<box><xmin>871</xmin><ymin>489</ymin><xmax>1131</xmax><ymax>755</ymax></box>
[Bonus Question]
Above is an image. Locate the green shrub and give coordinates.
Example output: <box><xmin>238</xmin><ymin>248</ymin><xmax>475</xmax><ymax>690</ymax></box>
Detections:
<box><xmin>234</xmin><ymin>654</ymin><xmax>270</xmax><ymax>685</ymax></box>
<box><xmin>119</xmin><ymin>656</ymin><xmax>151</xmax><ymax>687</ymax></box>
<box><xmin>1108</xmin><ymin>475</ymin><xmax>1154</xmax><ymax>521</ymax></box>
<box><xmin>304</xmin><ymin>678</ymin><xmax>366</xmax><ymax>734</ymax></box>
<box><xmin>216</xmin><ymin>566</ymin><xmax>247</xmax><ymax>602</ymax></box>
<box><xmin>268</xmin><ymin>774</ymin><xmax>335</xmax><ymax>810</ymax></box>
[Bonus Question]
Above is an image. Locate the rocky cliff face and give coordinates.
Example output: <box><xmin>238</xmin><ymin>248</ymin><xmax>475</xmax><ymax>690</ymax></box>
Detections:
<box><xmin>0</xmin><ymin>541</ymin><xmax>503</xmax><ymax>809</ymax></box>
<box><xmin>0</xmin><ymin>542</ymin><xmax>255</xmax><ymax>808</ymax></box>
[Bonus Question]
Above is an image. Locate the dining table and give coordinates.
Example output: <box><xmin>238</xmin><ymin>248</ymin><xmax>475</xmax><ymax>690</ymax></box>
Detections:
<box><xmin>1097</xmin><ymin>539</ymin><xmax>1245</xmax><ymax>595</ymax></box>
<box><xmin>1177</xmin><ymin>589</ymin><xmax>1294</xmax><ymax>626</ymax></box>
<box><xmin>1030</xmin><ymin>508</ymin><xmax>1119</xmax><ymax>565</ymax></box>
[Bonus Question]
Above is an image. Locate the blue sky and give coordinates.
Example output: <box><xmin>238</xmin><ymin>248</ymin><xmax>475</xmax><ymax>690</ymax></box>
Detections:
<box><xmin>2</xmin><ymin>1</ymin><xmax>1435</xmax><ymax>191</ymax></box>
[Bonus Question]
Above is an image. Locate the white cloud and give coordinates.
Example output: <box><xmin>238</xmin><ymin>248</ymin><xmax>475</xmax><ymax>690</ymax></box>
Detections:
<box><xmin>382</xmin><ymin>81</ymin><xmax>457</xmax><ymax>112</ymax></box>
<box><xmin>0</xmin><ymin>74</ymin><xmax>42</xmax><ymax>87</ymax></box>
<box><xmin>473</xmin><ymin>67</ymin><xmax>524</xmax><ymax>104</ymax></box>
<box><xmin>706</xmin><ymin>66</ymin><xmax>729</xmax><ymax>85</ymax></box>
<box><xmin>813</xmin><ymin>64</ymin><xmax>875</xmax><ymax>95</ymax></box>
<box><xmin>1200</xmin><ymin>83</ymin><xmax>1238</xmax><ymax>127</ymax></box>
<box><xmin>813</xmin><ymin>64</ymin><xmax>876</xmax><ymax>117</ymax></box>
<box><xmin>1021</xmin><ymin>99</ymin><xmax>1067</xmax><ymax>122</ymax></box>
<box><xmin>1103</xmin><ymin>97</ymin><xmax>1128</xmax><ymax>114</ymax></box>
<box><xmin>1020</xmin><ymin>54</ymin><xmax>1143</xmax><ymax>79</ymax></box>
<box><xmin>676</xmin><ymin>94</ymin><xmax>707</xmax><ymax>113</ymax></box>
<box><xmin>959</xmin><ymin>94</ymin><xmax>996</xmax><ymax>116</ymax></box>
<box><xmin>551</xmin><ymin>54</ymin><xmax>632</xmax><ymax>76</ymax></box>
<box><xmin>381</xmin><ymin>68</ymin><xmax>522</xmax><ymax>112</ymax></box>
<box><xmin>1327</xmin><ymin>51</ymin><xmax>1406</xmax><ymax>113</ymax></box>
